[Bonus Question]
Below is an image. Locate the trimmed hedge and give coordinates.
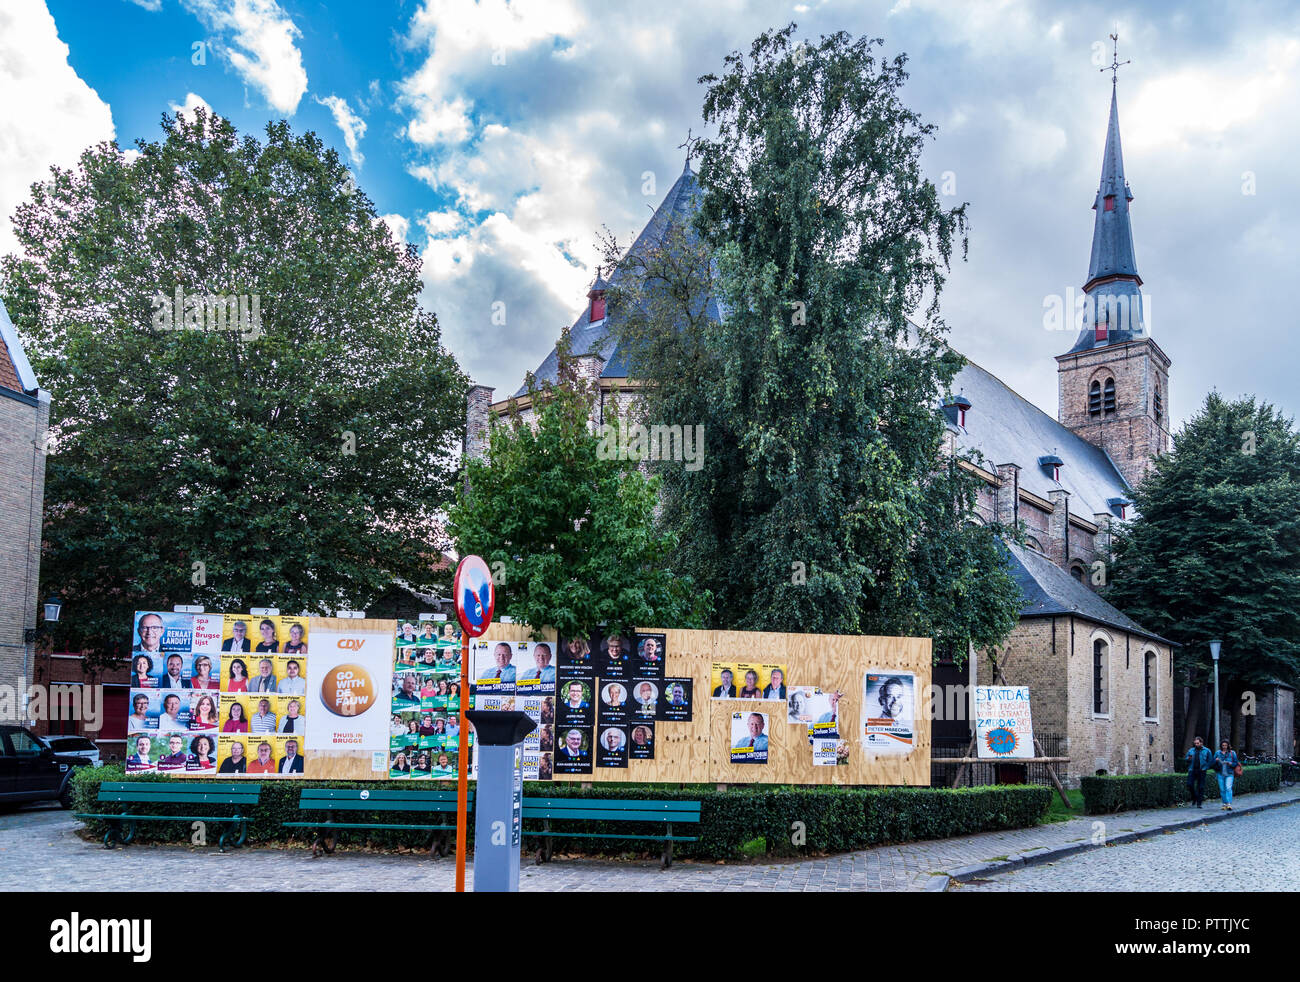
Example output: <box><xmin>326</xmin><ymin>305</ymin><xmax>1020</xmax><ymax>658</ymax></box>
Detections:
<box><xmin>1081</xmin><ymin>765</ymin><xmax>1281</xmax><ymax>815</ymax></box>
<box><xmin>71</xmin><ymin>765</ymin><xmax>1050</xmax><ymax>860</ymax></box>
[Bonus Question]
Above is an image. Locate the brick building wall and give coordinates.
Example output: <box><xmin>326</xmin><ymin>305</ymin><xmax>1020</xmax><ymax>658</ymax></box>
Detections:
<box><xmin>0</xmin><ymin>387</ymin><xmax>49</xmax><ymax>718</ymax></box>
<box><xmin>979</xmin><ymin>616</ymin><xmax>1173</xmax><ymax>786</ymax></box>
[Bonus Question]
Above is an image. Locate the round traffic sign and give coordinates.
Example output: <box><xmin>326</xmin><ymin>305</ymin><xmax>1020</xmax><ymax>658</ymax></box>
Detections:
<box><xmin>453</xmin><ymin>555</ymin><xmax>496</xmax><ymax>637</ymax></box>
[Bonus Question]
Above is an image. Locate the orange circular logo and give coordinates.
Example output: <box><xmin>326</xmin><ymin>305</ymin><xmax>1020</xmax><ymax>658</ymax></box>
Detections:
<box><xmin>321</xmin><ymin>663</ymin><xmax>376</xmax><ymax>717</ymax></box>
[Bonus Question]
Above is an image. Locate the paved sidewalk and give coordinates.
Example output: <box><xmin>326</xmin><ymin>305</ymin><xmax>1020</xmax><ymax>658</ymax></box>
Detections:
<box><xmin>4</xmin><ymin>786</ymin><xmax>1297</xmax><ymax>892</ymax></box>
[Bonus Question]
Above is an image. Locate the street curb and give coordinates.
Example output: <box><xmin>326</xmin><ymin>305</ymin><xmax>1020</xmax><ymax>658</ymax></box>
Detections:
<box><xmin>938</xmin><ymin>792</ymin><xmax>1300</xmax><ymax>890</ymax></box>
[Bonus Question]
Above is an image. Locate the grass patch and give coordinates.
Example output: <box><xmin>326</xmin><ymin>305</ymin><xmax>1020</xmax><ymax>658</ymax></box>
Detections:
<box><xmin>1042</xmin><ymin>788</ymin><xmax>1084</xmax><ymax>823</ymax></box>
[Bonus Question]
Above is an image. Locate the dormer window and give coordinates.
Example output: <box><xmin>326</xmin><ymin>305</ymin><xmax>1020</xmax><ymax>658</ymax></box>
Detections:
<box><xmin>1107</xmin><ymin>496</ymin><xmax>1131</xmax><ymax>520</ymax></box>
<box><xmin>1039</xmin><ymin>454</ymin><xmax>1064</xmax><ymax>483</ymax></box>
<box><xmin>1103</xmin><ymin>195</ymin><xmax>1116</xmax><ymax>212</ymax></box>
<box><xmin>590</xmin><ymin>294</ymin><xmax>606</xmax><ymax>322</ymax></box>
<box><xmin>941</xmin><ymin>391</ymin><xmax>972</xmax><ymax>429</ymax></box>
<box><xmin>587</xmin><ymin>267</ymin><xmax>609</xmax><ymax>324</ymax></box>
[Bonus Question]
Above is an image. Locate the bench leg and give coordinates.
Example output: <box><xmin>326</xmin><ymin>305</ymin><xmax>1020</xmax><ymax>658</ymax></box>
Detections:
<box><xmin>662</xmin><ymin>823</ymin><xmax>673</xmax><ymax>869</ymax></box>
<box><xmin>121</xmin><ymin>817</ymin><xmax>137</xmax><ymax>846</ymax></box>
<box><xmin>102</xmin><ymin>817</ymin><xmax>120</xmax><ymax>849</ymax></box>
<box><xmin>427</xmin><ymin>826</ymin><xmax>451</xmax><ymax>858</ymax></box>
<box><xmin>314</xmin><ymin>822</ymin><xmax>337</xmax><ymax>857</ymax></box>
<box><xmin>543</xmin><ymin>819</ymin><xmax>553</xmax><ymax>864</ymax></box>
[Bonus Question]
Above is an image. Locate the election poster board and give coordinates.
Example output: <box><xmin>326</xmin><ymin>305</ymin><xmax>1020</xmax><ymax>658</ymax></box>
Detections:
<box><xmin>975</xmin><ymin>685</ymin><xmax>1036</xmax><ymax>759</ymax></box>
<box><xmin>128</xmin><ymin>609</ymin><xmax>311</xmax><ymax>778</ymax></box>
<box><xmin>129</xmin><ymin>612</ymin><xmax>930</xmax><ymax>785</ymax></box>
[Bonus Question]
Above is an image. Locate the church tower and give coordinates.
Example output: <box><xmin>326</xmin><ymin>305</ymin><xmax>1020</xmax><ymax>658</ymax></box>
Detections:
<box><xmin>1057</xmin><ymin>65</ymin><xmax>1171</xmax><ymax>488</ymax></box>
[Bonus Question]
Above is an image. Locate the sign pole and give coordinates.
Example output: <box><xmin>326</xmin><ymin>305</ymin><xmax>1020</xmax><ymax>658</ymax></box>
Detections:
<box><xmin>450</xmin><ymin>554</ymin><xmax>495</xmax><ymax>895</ymax></box>
<box><xmin>455</xmin><ymin>633</ymin><xmax>469</xmax><ymax>892</ymax></box>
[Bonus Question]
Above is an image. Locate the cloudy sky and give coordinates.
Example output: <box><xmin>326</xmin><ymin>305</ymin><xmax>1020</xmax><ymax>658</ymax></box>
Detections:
<box><xmin>3</xmin><ymin>0</ymin><xmax>1297</xmax><ymax>425</ymax></box>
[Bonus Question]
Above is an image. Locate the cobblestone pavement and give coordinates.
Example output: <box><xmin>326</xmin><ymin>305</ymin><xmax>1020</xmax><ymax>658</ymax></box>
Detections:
<box><xmin>959</xmin><ymin>803</ymin><xmax>1300</xmax><ymax>891</ymax></box>
<box><xmin>3</xmin><ymin>787</ymin><xmax>1298</xmax><ymax>892</ymax></box>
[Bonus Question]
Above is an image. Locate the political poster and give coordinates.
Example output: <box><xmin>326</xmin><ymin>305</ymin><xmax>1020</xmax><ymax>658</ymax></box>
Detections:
<box><xmin>975</xmin><ymin>686</ymin><xmax>1036</xmax><ymax>759</ymax></box>
<box><xmin>397</xmin><ymin>623</ymin><xmax>465</xmax><ymax>780</ymax></box>
<box><xmin>812</xmin><ymin>738</ymin><xmax>850</xmax><ymax>767</ymax></box>
<box><xmin>514</xmin><ymin>641</ymin><xmax>557</xmax><ymax>694</ymax></box>
<box><xmin>555</xmin><ymin>677</ymin><xmax>595</xmax><ymax>728</ymax></box>
<box><xmin>598</xmin><ymin>680</ymin><xmax>632</xmax><ymax>725</ymax></box>
<box><xmin>710</xmin><ymin>663</ymin><xmax>738</xmax><ymax>698</ymax></box>
<box><xmin>632</xmin><ymin>633</ymin><xmax>667</xmax><ymax>679</ymax></box>
<box><xmin>306</xmin><ymin>620</ymin><xmax>389</xmax><ymax>762</ymax></box>
<box><xmin>628</xmin><ymin>679</ymin><xmax>660</xmax><ymax>719</ymax></box>
<box><xmin>555</xmin><ymin>635</ymin><xmax>597</xmax><ymax>680</ymax></box>
<box><xmin>628</xmin><ymin>720</ymin><xmax>655</xmax><ymax>760</ymax></box>
<box><xmin>596</xmin><ymin>631</ymin><xmax>634</xmax><ymax>681</ymax></box>
<box><xmin>596</xmin><ymin>725</ymin><xmax>629</xmax><ymax>768</ymax></box>
<box><xmin>861</xmin><ymin>671</ymin><xmax>915</xmax><ymax>755</ymax></box>
<box><xmin>553</xmin><ymin>725</ymin><xmax>592</xmax><ymax>774</ymax></box>
<box><xmin>658</xmin><ymin>678</ymin><xmax>693</xmax><ymax>721</ymax></box>
<box><xmin>729</xmin><ymin>710</ymin><xmax>769</xmax><ymax>764</ymax></box>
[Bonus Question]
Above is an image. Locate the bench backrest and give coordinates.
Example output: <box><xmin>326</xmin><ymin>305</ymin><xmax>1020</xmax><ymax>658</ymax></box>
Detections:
<box><xmin>521</xmin><ymin>797</ymin><xmax>701</xmax><ymax>823</ymax></box>
<box><xmin>97</xmin><ymin>781</ymin><xmax>262</xmax><ymax>806</ymax></box>
<box><xmin>297</xmin><ymin>787</ymin><xmax>473</xmax><ymax>812</ymax></box>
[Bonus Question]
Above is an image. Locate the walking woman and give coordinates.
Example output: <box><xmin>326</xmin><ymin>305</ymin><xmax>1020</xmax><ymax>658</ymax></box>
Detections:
<box><xmin>1213</xmin><ymin>740</ymin><xmax>1241</xmax><ymax>810</ymax></box>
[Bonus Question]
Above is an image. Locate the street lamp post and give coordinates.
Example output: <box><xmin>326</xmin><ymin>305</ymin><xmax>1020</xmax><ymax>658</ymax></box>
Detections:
<box><xmin>1209</xmin><ymin>640</ymin><xmax>1222</xmax><ymax>750</ymax></box>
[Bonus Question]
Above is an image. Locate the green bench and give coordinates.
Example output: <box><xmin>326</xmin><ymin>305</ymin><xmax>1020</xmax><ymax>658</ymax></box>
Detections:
<box><xmin>283</xmin><ymin>787</ymin><xmax>474</xmax><ymax>857</ymax></box>
<box><xmin>74</xmin><ymin>782</ymin><xmax>261</xmax><ymax>850</ymax></box>
<box><xmin>522</xmin><ymin>797</ymin><xmax>701</xmax><ymax>868</ymax></box>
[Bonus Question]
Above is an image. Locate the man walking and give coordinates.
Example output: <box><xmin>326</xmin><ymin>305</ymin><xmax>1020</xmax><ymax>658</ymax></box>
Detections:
<box><xmin>1185</xmin><ymin>736</ymin><xmax>1212</xmax><ymax>808</ymax></box>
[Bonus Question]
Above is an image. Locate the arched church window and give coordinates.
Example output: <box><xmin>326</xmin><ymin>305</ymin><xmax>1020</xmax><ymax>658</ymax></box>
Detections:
<box><xmin>1102</xmin><ymin>377</ymin><xmax>1116</xmax><ymax>413</ymax></box>
<box><xmin>1089</xmin><ymin>381</ymin><xmax>1102</xmax><ymax>416</ymax></box>
<box><xmin>1154</xmin><ymin>384</ymin><xmax>1163</xmax><ymax>425</ymax></box>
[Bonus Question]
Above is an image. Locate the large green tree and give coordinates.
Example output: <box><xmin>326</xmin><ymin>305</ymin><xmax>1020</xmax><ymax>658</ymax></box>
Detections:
<box><xmin>448</xmin><ymin>329</ymin><xmax>710</xmax><ymax>640</ymax></box>
<box><xmin>605</xmin><ymin>26</ymin><xmax>1022</xmax><ymax>655</ymax></box>
<box><xmin>1106</xmin><ymin>392</ymin><xmax>1300</xmax><ymax>746</ymax></box>
<box><xmin>1</xmin><ymin>110</ymin><xmax>467</xmax><ymax>663</ymax></box>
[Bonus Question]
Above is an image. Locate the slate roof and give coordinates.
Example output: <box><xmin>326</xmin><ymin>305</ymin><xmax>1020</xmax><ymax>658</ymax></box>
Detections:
<box><xmin>1004</xmin><ymin>540</ymin><xmax>1171</xmax><ymax>645</ymax></box>
<box><xmin>948</xmin><ymin>358</ymin><xmax>1131</xmax><ymax>519</ymax></box>
<box><xmin>513</xmin><ymin>161</ymin><xmax>724</xmax><ymax>397</ymax></box>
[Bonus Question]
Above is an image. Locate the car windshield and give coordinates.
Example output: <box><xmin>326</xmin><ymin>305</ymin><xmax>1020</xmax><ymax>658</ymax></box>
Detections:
<box><xmin>50</xmin><ymin>737</ymin><xmax>97</xmax><ymax>751</ymax></box>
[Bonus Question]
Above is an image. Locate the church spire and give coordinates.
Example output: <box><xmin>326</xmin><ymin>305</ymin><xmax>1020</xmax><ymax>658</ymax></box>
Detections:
<box><xmin>1065</xmin><ymin>34</ymin><xmax>1145</xmax><ymax>354</ymax></box>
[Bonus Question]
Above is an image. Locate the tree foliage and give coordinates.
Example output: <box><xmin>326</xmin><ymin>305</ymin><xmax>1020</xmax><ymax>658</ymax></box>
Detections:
<box><xmin>605</xmin><ymin>26</ymin><xmax>1022</xmax><ymax>655</ymax></box>
<box><xmin>1</xmin><ymin>110</ymin><xmax>467</xmax><ymax>663</ymax></box>
<box><xmin>1106</xmin><ymin>392</ymin><xmax>1300</xmax><ymax>692</ymax></box>
<box><xmin>447</xmin><ymin>329</ymin><xmax>711</xmax><ymax>640</ymax></box>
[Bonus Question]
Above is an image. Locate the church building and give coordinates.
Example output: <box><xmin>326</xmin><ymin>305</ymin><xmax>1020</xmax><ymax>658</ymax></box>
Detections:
<box><xmin>465</xmin><ymin>81</ymin><xmax>1176</xmax><ymax>785</ymax></box>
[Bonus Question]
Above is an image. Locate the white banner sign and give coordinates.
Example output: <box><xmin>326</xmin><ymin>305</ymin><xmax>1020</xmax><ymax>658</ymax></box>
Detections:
<box><xmin>305</xmin><ymin>622</ymin><xmax>394</xmax><ymax>755</ymax></box>
<box><xmin>975</xmin><ymin>685</ymin><xmax>1036</xmax><ymax>759</ymax></box>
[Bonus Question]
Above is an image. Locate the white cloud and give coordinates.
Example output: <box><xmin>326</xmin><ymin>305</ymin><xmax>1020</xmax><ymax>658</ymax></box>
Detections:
<box><xmin>169</xmin><ymin>91</ymin><xmax>213</xmax><ymax>121</ymax></box>
<box><xmin>315</xmin><ymin>94</ymin><xmax>367</xmax><ymax>165</ymax></box>
<box><xmin>378</xmin><ymin>213</ymin><xmax>410</xmax><ymax>244</ymax></box>
<box><xmin>0</xmin><ymin>0</ymin><xmax>116</xmax><ymax>258</ymax></box>
<box><xmin>125</xmin><ymin>0</ymin><xmax>163</xmax><ymax>10</ymax></box>
<box><xmin>182</xmin><ymin>0</ymin><xmax>308</xmax><ymax>115</ymax></box>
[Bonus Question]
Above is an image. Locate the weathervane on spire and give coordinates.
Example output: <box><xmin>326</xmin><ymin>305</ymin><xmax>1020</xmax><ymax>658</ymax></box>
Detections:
<box><xmin>1101</xmin><ymin>31</ymin><xmax>1130</xmax><ymax>86</ymax></box>
<box><xmin>678</xmin><ymin>127</ymin><xmax>696</xmax><ymax>168</ymax></box>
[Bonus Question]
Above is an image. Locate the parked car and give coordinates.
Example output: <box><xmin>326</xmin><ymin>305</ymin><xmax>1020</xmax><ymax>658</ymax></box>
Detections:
<box><xmin>41</xmin><ymin>735</ymin><xmax>103</xmax><ymax>767</ymax></box>
<box><xmin>0</xmin><ymin>725</ymin><xmax>92</xmax><ymax>809</ymax></box>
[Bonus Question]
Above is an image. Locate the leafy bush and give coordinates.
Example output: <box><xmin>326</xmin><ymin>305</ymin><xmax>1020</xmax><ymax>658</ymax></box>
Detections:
<box><xmin>72</xmin><ymin>766</ymin><xmax>1050</xmax><ymax>859</ymax></box>
<box><xmin>1081</xmin><ymin>764</ymin><xmax>1281</xmax><ymax>814</ymax></box>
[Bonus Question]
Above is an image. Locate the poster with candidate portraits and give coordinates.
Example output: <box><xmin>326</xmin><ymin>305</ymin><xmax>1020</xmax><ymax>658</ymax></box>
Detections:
<box><xmin>598</xmin><ymin>680</ymin><xmax>632</xmax><ymax>725</ymax></box>
<box><xmin>760</xmin><ymin>664</ymin><xmax>788</xmax><ymax>701</ymax></box>
<box><xmin>786</xmin><ymin>686</ymin><xmax>821</xmax><ymax>724</ymax></box>
<box><xmin>734</xmin><ymin>662</ymin><xmax>766</xmax><ymax>699</ymax></box>
<box><xmin>220</xmin><ymin>614</ymin><xmax>254</xmax><ymax>655</ymax></box>
<box><xmin>125</xmin><ymin>732</ymin><xmax>167</xmax><ymax>773</ymax></box>
<box><xmin>472</xmin><ymin>639</ymin><xmax>519</xmax><ymax>694</ymax></box>
<box><xmin>216</xmin><ymin>734</ymin><xmax>252</xmax><ymax>774</ymax></box>
<box><xmin>628</xmin><ymin>720</ymin><xmax>655</xmax><ymax>760</ymax></box>
<box><xmin>861</xmin><ymin>671</ymin><xmax>915</xmax><ymax>755</ymax></box>
<box><xmin>131</xmin><ymin>610</ymin><xmax>193</xmax><ymax>661</ymax></box>
<box><xmin>628</xmin><ymin>679</ymin><xmax>660</xmax><ymax>719</ymax></box>
<box><xmin>596</xmin><ymin>725</ymin><xmax>629</xmax><ymax>768</ymax></box>
<box><xmin>555</xmin><ymin>635</ymin><xmax>597</xmax><ymax>680</ymax></box>
<box><xmin>184</xmin><ymin>732</ymin><xmax>219</xmax><ymax>773</ymax></box>
<box><xmin>154</xmin><ymin>690</ymin><xmax>192</xmax><ymax>732</ymax></box>
<box><xmin>710</xmin><ymin>663</ymin><xmax>738</xmax><ymax>698</ymax></box>
<box><xmin>596</xmin><ymin>631</ymin><xmax>634</xmax><ymax>680</ymax></box>
<box><xmin>127</xmin><ymin>689</ymin><xmax>163</xmax><ymax>734</ymax></box>
<box><xmin>553</xmin><ymin>726</ymin><xmax>593</xmax><ymax>774</ymax></box>
<box><xmin>730</xmin><ymin>711</ymin><xmax>770</xmax><ymax>764</ymax></box>
<box><xmin>154</xmin><ymin>731</ymin><xmax>193</xmax><ymax>773</ymax></box>
<box><xmin>247</xmin><ymin>615</ymin><xmax>288</xmax><ymax>655</ymax></box>
<box><xmin>632</xmin><ymin>633</ymin><xmax>667</xmax><ymax>679</ymax></box>
<box><xmin>658</xmin><ymin>678</ymin><xmax>693</xmax><ymax>721</ymax></box>
<box><xmin>513</xmin><ymin>640</ymin><xmax>557</xmax><ymax>694</ymax></box>
<box><xmin>556</xmin><ymin>677</ymin><xmax>595</xmax><ymax>728</ymax></box>
<box><xmin>186</xmin><ymin>691</ymin><xmax>220</xmax><ymax>732</ymax></box>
